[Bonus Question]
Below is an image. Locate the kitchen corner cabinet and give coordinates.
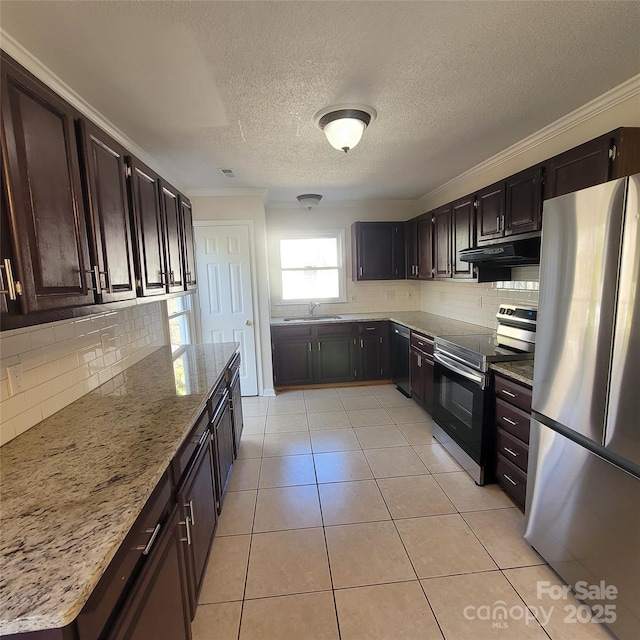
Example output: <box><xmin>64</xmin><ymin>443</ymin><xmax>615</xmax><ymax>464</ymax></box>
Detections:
<box><xmin>352</xmin><ymin>221</ymin><xmax>405</xmax><ymax>280</ymax></box>
<box><xmin>405</xmin><ymin>218</ymin><xmax>419</xmax><ymax>279</ymax></box>
<box><xmin>544</xmin><ymin>127</ymin><xmax>640</xmax><ymax>200</ymax></box>
<box><xmin>451</xmin><ymin>194</ymin><xmax>475</xmax><ymax>278</ymax></box>
<box><xmin>77</xmin><ymin>119</ymin><xmax>137</xmax><ymax>303</ymax></box>
<box><xmin>272</xmin><ymin>325</ymin><xmax>315</xmax><ymax>387</ymax></box>
<box><xmin>494</xmin><ymin>374</ymin><xmax>532</xmax><ymax>511</ymax></box>
<box><xmin>1</xmin><ymin>51</ymin><xmax>95</xmax><ymax>313</ymax></box>
<box><xmin>417</xmin><ymin>214</ymin><xmax>434</xmax><ymax>280</ymax></box>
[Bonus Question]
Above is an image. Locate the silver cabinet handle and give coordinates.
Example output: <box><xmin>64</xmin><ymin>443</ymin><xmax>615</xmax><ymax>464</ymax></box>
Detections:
<box><xmin>159</xmin><ymin>271</ymin><xmax>166</xmax><ymax>286</ymax></box>
<box><xmin>359</xmin><ymin>266</ymin><xmax>363</xmax><ymax>276</ymax></box>
<box><xmin>170</xmin><ymin>270</ymin><xmax>175</xmax><ymax>285</ymax></box>
<box><xmin>86</xmin><ymin>266</ymin><xmax>102</xmax><ymax>294</ymax></box>
<box><xmin>185</xmin><ymin>499</ymin><xmax>195</xmax><ymax>526</ymax></box>
<box><xmin>137</xmin><ymin>523</ymin><xmax>162</xmax><ymax>555</ymax></box>
<box><xmin>503</xmin><ymin>474</ymin><xmax>517</xmax><ymax>486</ymax></box>
<box><xmin>360</xmin><ymin>339</ymin><xmax>364</xmax><ymax>349</ymax></box>
<box><xmin>501</xmin><ymin>389</ymin><xmax>517</xmax><ymax>398</ymax></box>
<box><xmin>503</xmin><ymin>447</ymin><xmax>518</xmax><ymax>458</ymax></box>
<box><xmin>0</xmin><ymin>259</ymin><xmax>19</xmax><ymax>300</ymax></box>
<box><xmin>496</xmin><ymin>216</ymin><xmax>500</xmax><ymax>232</ymax></box>
<box><xmin>308</xmin><ymin>342</ymin><xmax>312</xmax><ymax>352</ymax></box>
<box><xmin>502</xmin><ymin>416</ymin><xmax>518</xmax><ymax>426</ymax></box>
<box><xmin>365</xmin><ymin>327</ymin><xmax>376</xmax><ymax>331</ymax></box>
<box><xmin>179</xmin><ymin>517</ymin><xmax>192</xmax><ymax>545</ymax></box>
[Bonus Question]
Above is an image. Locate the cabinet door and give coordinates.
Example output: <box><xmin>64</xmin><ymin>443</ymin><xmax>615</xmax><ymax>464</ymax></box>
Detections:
<box><xmin>179</xmin><ymin>195</ymin><xmax>197</xmax><ymax>290</ymax></box>
<box><xmin>178</xmin><ymin>436</ymin><xmax>217</xmax><ymax>618</ymax></box>
<box><xmin>544</xmin><ymin>132</ymin><xmax>612</xmax><ymax>199</ymax></box>
<box><xmin>213</xmin><ymin>398</ymin><xmax>234</xmax><ymax>506</ymax></box>
<box><xmin>357</xmin><ymin>322</ymin><xmax>390</xmax><ymax>381</ymax></box>
<box><xmin>108</xmin><ymin>506</ymin><xmax>190</xmax><ymax>640</ymax></box>
<box><xmin>410</xmin><ymin>347</ymin><xmax>425</xmax><ymax>407</ymax></box>
<box><xmin>505</xmin><ymin>166</ymin><xmax>542</xmax><ymax>237</ymax></box>
<box><xmin>272</xmin><ymin>339</ymin><xmax>314</xmax><ymax>387</ymax></box>
<box><xmin>77</xmin><ymin>119</ymin><xmax>136</xmax><ymax>303</ymax></box>
<box><xmin>405</xmin><ymin>218</ymin><xmax>418</xmax><ymax>279</ymax></box>
<box><xmin>417</xmin><ymin>214</ymin><xmax>433</xmax><ymax>280</ymax></box>
<box><xmin>159</xmin><ymin>182</ymin><xmax>184</xmax><ymax>293</ymax></box>
<box><xmin>451</xmin><ymin>195</ymin><xmax>475</xmax><ymax>279</ymax></box>
<box><xmin>1</xmin><ymin>53</ymin><xmax>94</xmax><ymax>313</ymax></box>
<box><xmin>128</xmin><ymin>157</ymin><xmax>166</xmax><ymax>296</ymax></box>
<box><xmin>230</xmin><ymin>368</ymin><xmax>243</xmax><ymax>453</ymax></box>
<box><xmin>433</xmin><ymin>204</ymin><xmax>452</xmax><ymax>278</ymax></box>
<box><xmin>423</xmin><ymin>356</ymin><xmax>434</xmax><ymax>415</ymax></box>
<box><xmin>391</xmin><ymin>223</ymin><xmax>406</xmax><ymax>279</ymax></box>
<box><xmin>315</xmin><ymin>337</ymin><xmax>356</xmax><ymax>384</ymax></box>
<box><xmin>353</xmin><ymin>222</ymin><xmax>392</xmax><ymax>280</ymax></box>
<box><xmin>476</xmin><ymin>181</ymin><xmax>505</xmax><ymax>244</ymax></box>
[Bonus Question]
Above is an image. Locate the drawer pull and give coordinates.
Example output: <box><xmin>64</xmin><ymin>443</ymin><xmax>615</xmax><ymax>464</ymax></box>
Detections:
<box><xmin>366</xmin><ymin>327</ymin><xmax>376</xmax><ymax>331</ymax></box>
<box><xmin>185</xmin><ymin>499</ymin><xmax>195</xmax><ymax>525</ymax></box>
<box><xmin>503</xmin><ymin>473</ymin><xmax>518</xmax><ymax>486</ymax></box>
<box><xmin>501</xmin><ymin>389</ymin><xmax>517</xmax><ymax>398</ymax></box>
<box><xmin>503</xmin><ymin>447</ymin><xmax>518</xmax><ymax>458</ymax></box>
<box><xmin>502</xmin><ymin>416</ymin><xmax>518</xmax><ymax>426</ymax></box>
<box><xmin>179</xmin><ymin>517</ymin><xmax>192</xmax><ymax>546</ymax></box>
<box><xmin>138</xmin><ymin>523</ymin><xmax>162</xmax><ymax>555</ymax></box>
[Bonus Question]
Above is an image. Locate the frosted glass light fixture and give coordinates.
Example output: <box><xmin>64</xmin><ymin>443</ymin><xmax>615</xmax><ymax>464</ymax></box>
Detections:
<box><xmin>313</xmin><ymin>105</ymin><xmax>377</xmax><ymax>153</ymax></box>
<box><xmin>297</xmin><ymin>194</ymin><xmax>323</xmax><ymax>211</ymax></box>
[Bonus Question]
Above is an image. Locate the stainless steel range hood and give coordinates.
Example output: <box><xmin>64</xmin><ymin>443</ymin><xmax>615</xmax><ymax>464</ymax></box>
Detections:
<box><xmin>459</xmin><ymin>237</ymin><xmax>540</xmax><ymax>266</ymax></box>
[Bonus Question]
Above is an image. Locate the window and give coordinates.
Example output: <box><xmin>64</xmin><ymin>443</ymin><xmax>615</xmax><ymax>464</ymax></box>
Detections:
<box><xmin>167</xmin><ymin>295</ymin><xmax>193</xmax><ymax>354</ymax></box>
<box><xmin>278</xmin><ymin>231</ymin><xmax>346</xmax><ymax>303</ymax></box>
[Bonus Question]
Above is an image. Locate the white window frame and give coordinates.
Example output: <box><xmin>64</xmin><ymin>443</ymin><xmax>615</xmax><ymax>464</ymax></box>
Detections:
<box><xmin>166</xmin><ymin>294</ymin><xmax>195</xmax><ymax>356</ymax></box>
<box><xmin>275</xmin><ymin>229</ymin><xmax>347</xmax><ymax>304</ymax></box>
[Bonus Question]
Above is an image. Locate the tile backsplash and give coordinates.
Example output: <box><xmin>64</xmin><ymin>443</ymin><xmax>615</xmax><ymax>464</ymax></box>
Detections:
<box><xmin>0</xmin><ymin>302</ymin><xmax>167</xmax><ymax>446</ymax></box>
<box><xmin>419</xmin><ymin>266</ymin><xmax>540</xmax><ymax>329</ymax></box>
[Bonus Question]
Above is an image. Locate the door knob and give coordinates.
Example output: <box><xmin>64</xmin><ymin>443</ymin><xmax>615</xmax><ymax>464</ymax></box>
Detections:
<box><xmin>245</xmin><ymin>320</ymin><xmax>253</xmax><ymax>326</ymax></box>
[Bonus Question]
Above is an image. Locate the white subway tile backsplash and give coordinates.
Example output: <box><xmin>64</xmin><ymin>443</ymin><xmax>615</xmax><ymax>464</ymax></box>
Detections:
<box><xmin>0</xmin><ymin>301</ymin><xmax>167</xmax><ymax>446</ymax></box>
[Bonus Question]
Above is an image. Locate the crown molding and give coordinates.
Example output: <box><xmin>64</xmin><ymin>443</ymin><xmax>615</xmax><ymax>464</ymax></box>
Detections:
<box><xmin>0</xmin><ymin>30</ymin><xmax>187</xmax><ymax>191</ymax></box>
<box><xmin>187</xmin><ymin>188</ymin><xmax>268</xmax><ymax>198</ymax></box>
<box><xmin>420</xmin><ymin>73</ymin><xmax>640</xmax><ymax>204</ymax></box>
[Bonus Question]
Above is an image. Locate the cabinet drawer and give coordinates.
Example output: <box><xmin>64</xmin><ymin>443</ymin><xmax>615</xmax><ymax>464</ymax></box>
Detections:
<box><xmin>316</xmin><ymin>322</ymin><xmax>354</xmax><ymax>338</ymax></box>
<box><xmin>496</xmin><ymin>398</ymin><xmax>531</xmax><ymax>443</ymax></box>
<box><xmin>496</xmin><ymin>455</ymin><xmax>527</xmax><ymax>510</ymax></box>
<box><xmin>271</xmin><ymin>325</ymin><xmax>313</xmax><ymax>340</ymax></box>
<box><xmin>357</xmin><ymin>321</ymin><xmax>388</xmax><ymax>335</ymax></box>
<box><xmin>172</xmin><ymin>409</ymin><xmax>210</xmax><ymax>483</ymax></box>
<box><xmin>495</xmin><ymin>375</ymin><xmax>532</xmax><ymax>412</ymax></box>
<box><xmin>410</xmin><ymin>332</ymin><xmax>434</xmax><ymax>355</ymax></box>
<box><xmin>497</xmin><ymin>428</ymin><xmax>529</xmax><ymax>473</ymax></box>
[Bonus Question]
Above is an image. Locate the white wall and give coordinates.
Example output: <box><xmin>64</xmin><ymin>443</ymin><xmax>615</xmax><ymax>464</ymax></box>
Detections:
<box><xmin>189</xmin><ymin>194</ymin><xmax>274</xmax><ymax>395</ymax></box>
<box><xmin>266</xmin><ymin>201</ymin><xmax>420</xmax><ymax>317</ymax></box>
<box><xmin>0</xmin><ymin>302</ymin><xmax>166</xmax><ymax>446</ymax></box>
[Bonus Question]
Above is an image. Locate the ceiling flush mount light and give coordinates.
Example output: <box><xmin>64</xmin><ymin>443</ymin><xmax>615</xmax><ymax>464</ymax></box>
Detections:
<box><xmin>313</xmin><ymin>105</ymin><xmax>377</xmax><ymax>153</ymax></box>
<box><xmin>297</xmin><ymin>194</ymin><xmax>323</xmax><ymax>211</ymax></box>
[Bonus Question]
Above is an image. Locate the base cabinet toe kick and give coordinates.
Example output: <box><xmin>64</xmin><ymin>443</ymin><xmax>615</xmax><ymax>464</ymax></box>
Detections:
<box><xmin>2</xmin><ymin>351</ymin><xmax>243</xmax><ymax>640</ymax></box>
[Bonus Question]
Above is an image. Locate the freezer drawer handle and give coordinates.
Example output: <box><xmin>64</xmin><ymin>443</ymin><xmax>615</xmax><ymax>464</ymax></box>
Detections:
<box><xmin>503</xmin><ymin>473</ymin><xmax>518</xmax><ymax>486</ymax></box>
<box><xmin>503</xmin><ymin>447</ymin><xmax>518</xmax><ymax>458</ymax></box>
<box><xmin>502</xmin><ymin>416</ymin><xmax>518</xmax><ymax>426</ymax></box>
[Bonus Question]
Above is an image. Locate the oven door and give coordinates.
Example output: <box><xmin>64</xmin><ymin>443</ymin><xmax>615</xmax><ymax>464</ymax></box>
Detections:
<box><xmin>433</xmin><ymin>352</ymin><xmax>490</xmax><ymax>466</ymax></box>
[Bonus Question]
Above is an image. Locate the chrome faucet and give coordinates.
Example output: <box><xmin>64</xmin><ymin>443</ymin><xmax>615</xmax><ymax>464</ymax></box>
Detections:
<box><xmin>309</xmin><ymin>301</ymin><xmax>321</xmax><ymax>317</ymax></box>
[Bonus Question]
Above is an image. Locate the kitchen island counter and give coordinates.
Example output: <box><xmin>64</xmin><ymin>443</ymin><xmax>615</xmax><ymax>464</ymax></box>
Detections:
<box><xmin>0</xmin><ymin>343</ymin><xmax>238</xmax><ymax>635</ymax></box>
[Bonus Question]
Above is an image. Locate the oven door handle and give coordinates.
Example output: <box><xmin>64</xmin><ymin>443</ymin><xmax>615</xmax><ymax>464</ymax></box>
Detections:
<box><xmin>434</xmin><ymin>352</ymin><xmax>486</xmax><ymax>390</ymax></box>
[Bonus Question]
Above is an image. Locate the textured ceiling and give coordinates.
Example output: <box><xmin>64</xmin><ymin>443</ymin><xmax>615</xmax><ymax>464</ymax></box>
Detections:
<box><xmin>1</xmin><ymin>1</ymin><xmax>639</xmax><ymax>203</ymax></box>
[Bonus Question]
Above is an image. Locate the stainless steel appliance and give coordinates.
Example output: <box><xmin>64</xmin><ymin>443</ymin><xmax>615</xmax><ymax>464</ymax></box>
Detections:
<box><xmin>525</xmin><ymin>175</ymin><xmax>640</xmax><ymax>640</ymax></box>
<box><xmin>391</xmin><ymin>322</ymin><xmax>411</xmax><ymax>397</ymax></box>
<box><xmin>432</xmin><ymin>305</ymin><xmax>536</xmax><ymax>484</ymax></box>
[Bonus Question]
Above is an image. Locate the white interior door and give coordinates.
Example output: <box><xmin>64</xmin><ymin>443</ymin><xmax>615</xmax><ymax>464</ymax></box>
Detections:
<box><xmin>195</xmin><ymin>225</ymin><xmax>258</xmax><ymax>396</ymax></box>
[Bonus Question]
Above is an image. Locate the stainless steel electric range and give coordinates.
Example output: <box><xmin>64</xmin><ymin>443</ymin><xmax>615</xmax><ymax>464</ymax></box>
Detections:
<box><xmin>432</xmin><ymin>305</ymin><xmax>536</xmax><ymax>485</ymax></box>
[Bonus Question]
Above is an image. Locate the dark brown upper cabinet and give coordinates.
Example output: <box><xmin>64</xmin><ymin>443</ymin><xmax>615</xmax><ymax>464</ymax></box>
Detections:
<box><xmin>405</xmin><ymin>217</ymin><xmax>419</xmax><ymax>279</ymax></box>
<box><xmin>179</xmin><ymin>196</ymin><xmax>197</xmax><ymax>290</ymax></box>
<box><xmin>77</xmin><ymin>119</ymin><xmax>137</xmax><ymax>303</ymax></box>
<box><xmin>128</xmin><ymin>156</ymin><xmax>166</xmax><ymax>296</ymax></box>
<box><xmin>544</xmin><ymin>128</ymin><xmax>640</xmax><ymax>200</ymax></box>
<box><xmin>417</xmin><ymin>214</ymin><xmax>434</xmax><ymax>280</ymax></box>
<box><xmin>476</xmin><ymin>181</ymin><xmax>505</xmax><ymax>244</ymax></box>
<box><xmin>159</xmin><ymin>181</ymin><xmax>185</xmax><ymax>293</ymax></box>
<box><xmin>504</xmin><ymin>165</ymin><xmax>543</xmax><ymax>237</ymax></box>
<box><xmin>1</xmin><ymin>52</ymin><xmax>95</xmax><ymax>313</ymax></box>
<box><xmin>432</xmin><ymin>203</ymin><xmax>452</xmax><ymax>278</ymax></box>
<box><xmin>352</xmin><ymin>221</ymin><xmax>405</xmax><ymax>280</ymax></box>
<box><xmin>451</xmin><ymin>194</ymin><xmax>476</xmax><ymax>278</ymax></box>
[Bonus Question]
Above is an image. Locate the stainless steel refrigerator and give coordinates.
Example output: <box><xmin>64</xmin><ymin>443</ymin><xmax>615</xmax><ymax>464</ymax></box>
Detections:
<box><xmin>525</xmin><ymin>174</ymin><xmax>640</xmax><ymax>640</ymax></box>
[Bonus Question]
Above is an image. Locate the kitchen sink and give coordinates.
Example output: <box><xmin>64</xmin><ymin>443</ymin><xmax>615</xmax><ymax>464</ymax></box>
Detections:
<box><xmin>283</xmin><ymin>315</ymin><xmax>342</xmax><ymax>321</ymax></box>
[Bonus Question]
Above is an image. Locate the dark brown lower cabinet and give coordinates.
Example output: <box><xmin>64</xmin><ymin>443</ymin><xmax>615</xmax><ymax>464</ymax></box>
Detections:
<box><xmin>410</xmin><ymin>331</ymin><xmax>434</xmax><ymax>415</ymax></box>
<box><xmin>107</xmin><ymin>505</ymin><xmax>190</xmax><ymax>640</ymax></box>
<box><xmin>178</xmin><ymin>433</ymin><xmax>217</xmax><ymax>618</ymax></box>
<box><xmin>357</xmin><ymin>322</ymin><xmax>390</xmax><ymax>381</ymax></box>
<box><xmin>212</xmin><ymin>391</ymin><xmax>234</xmax><ymax>509</ymax></box>
<box><xmin>228</xmin><ymin>356</ymin><xmax>243</xmax><ymax>453</ymax></box>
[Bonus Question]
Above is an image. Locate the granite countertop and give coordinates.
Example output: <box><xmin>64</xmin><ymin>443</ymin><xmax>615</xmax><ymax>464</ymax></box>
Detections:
<box><xmin>0</xmin><ymin>343</ymin><xmax>238</xmax><ymax>635</ymax></box>
<box><xmin>271</xmin><ymin>311</ymin><xmax>489</xmax><ymax>339</ymax></box>
<box><xmin>490</xmin><ymin>360</ymin><xmax>535</xmax><ymax>387</ymax></box>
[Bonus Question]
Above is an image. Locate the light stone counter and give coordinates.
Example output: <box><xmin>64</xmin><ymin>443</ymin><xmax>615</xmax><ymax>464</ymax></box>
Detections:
<box><xmin>490</xmin><ymin>360</ymin><xmax>535</xmax><ymax>387</ymax></box>
<box><xmin>271</xmin><ymin>311</ymin><xmax>489</xmax><ymax>338</ymax></box>
<box><xmin>0</xmin><ymin>342</ymin><xmax>238</xmax><ymax>635</ymax></box>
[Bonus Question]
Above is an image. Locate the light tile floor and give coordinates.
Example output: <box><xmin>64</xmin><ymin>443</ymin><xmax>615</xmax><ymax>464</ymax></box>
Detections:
<box><xmin>193</xmin><ymin>385</ymin><xmax>613</xmax><ymax>640</ymax></box>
